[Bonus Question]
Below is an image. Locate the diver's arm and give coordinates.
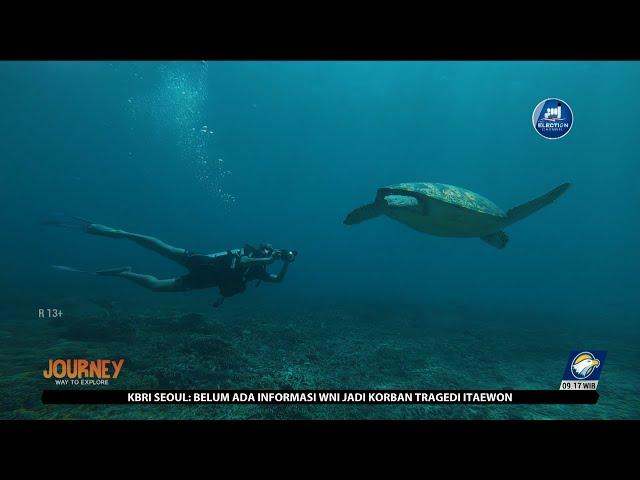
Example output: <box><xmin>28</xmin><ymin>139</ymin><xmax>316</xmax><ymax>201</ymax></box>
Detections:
<box><xmin>238</xmin><ymin>255</ymin><xmax>275</xmax><ymax>267</ymax></box>
<box><xmin>262</xmin><ymin>260</ymin><xmax>290</xmax><ymax>283</ymax></box>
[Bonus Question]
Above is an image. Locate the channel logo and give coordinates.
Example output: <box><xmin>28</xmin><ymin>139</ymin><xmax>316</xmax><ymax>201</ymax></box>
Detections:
<box><xmin>532</xmin><ymin>98</ymin><xmax>574</xmax><ymax>139</ymax></box>
<box><xmin>43</xmin><ymin>358</ymin><xmax>125</xmax><ymax>386</ymax></box>
<box><xmin>560</xmin><ymin>350</ymin><xmax>606</xmax><ymax>390</ymax></box>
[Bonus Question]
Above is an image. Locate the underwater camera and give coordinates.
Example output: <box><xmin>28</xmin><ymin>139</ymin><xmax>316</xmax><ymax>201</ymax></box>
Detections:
<box><xmin>274</xmin><ymin>249</ymin><xmax>298</xmax><ymax>262</ymax></box>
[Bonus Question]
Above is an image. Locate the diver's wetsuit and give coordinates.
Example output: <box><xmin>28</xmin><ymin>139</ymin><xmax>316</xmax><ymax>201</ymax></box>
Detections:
<box><xmin>177</xmin><ymin>249</ymin><xmax>271</xmax><ymax>298</ymax></box>
<box><xmin>48</xmin><ymin>221</ymin><xmax>291</xmax><ymax>305</ymax></box>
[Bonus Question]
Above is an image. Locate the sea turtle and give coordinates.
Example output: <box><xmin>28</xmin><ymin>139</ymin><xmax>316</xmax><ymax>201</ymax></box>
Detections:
<box><xmin>343</xmin><ymin>182</ymin><xmax>570</xmax><ymax>249</ymax></box>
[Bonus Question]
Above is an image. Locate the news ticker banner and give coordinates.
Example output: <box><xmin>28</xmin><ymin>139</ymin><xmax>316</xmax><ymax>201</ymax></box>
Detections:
<box><xmin>41</xmin><ymin>389</ymin><xmax>599</xmax><ymax>405</ymax></box>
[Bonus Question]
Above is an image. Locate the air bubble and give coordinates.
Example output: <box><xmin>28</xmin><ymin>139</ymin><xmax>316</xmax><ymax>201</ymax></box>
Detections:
<box><xmin>130</xmin><ymin>64</ymin><xmax>236</xmax><ymax>208</ymax></box>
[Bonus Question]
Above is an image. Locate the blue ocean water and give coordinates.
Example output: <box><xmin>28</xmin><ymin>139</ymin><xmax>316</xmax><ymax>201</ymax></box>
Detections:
<box><xmin>0</xmin><ymin>61</ymin><xmax>638</xmax><ymax>419</ymax></box>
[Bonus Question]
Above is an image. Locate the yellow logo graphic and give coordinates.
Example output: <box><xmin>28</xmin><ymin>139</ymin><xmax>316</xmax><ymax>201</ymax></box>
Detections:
<box><xmin>571</xmin><ymin>352</ymin><xmax>600</xmax><ymax>380</ymax></box>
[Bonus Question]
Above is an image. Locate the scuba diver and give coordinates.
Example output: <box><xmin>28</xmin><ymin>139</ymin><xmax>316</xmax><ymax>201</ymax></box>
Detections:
<box><xmin>46</xmin><ymin>216</ymin><xmax>296</xmax><ymax>307</ymax></box>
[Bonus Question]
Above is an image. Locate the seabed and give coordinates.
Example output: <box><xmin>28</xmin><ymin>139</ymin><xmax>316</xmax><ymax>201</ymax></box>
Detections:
<box><xmin>1</xmin><ymin>294</ymin><xmax>638</xmax><ymax>420</ymax></box>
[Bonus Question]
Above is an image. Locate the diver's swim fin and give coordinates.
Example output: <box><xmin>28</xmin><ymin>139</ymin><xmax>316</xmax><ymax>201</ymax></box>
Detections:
<box><xmin>51</xmin><ymin>265</ymin><xmax>131</xmax><ymax>276</ymax></box>
<box><xmin>94</xmin><ymin>266</ymin><xmax>132</xmax><ymax>276</ymax></box>
<box><xmin>51</xmin><ymin>265</ymin><xmax>94</xmax><ymax>275</ymax></box>
<box><xmin>43</xmin><ymin>214</ymin><xmax>92</xmax><ymax>231</ymax></box>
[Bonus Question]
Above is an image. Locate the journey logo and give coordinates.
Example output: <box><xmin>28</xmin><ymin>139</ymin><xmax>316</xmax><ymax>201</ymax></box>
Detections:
<box><xmin>532</xmin><ymin>98</ymin><xmax>573</xmax><ymax>139</ymax></box>
<box><xmin>43</xmin><ymin>359</ymin><xmax>125</xmax><ymax>386</ymax></box>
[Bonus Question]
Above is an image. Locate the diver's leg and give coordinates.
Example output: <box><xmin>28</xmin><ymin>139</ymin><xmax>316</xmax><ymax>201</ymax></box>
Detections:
<box><xmin>98</xmin><ymin>269</ymin><xmax>186</xmax><ymax>292</ymax></box>
<box><xmin>86</xmin><ymin>224</ymin><xmax>187</xmax><ymax>263</ymax></box>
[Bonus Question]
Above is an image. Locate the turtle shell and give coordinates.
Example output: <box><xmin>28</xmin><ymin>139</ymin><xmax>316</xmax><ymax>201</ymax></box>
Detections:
<box><xmin>386</xmin><ymin>182</ymin><xmax>506</xmax><ymax>218</ymax></box>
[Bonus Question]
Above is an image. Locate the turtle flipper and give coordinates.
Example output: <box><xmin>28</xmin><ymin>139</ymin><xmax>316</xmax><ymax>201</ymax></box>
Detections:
<box><xmin>505</xmin><ymin>182</ymin><xmax>570</xmax><ymax>226</ymax></box>
<box><xmin>481</xmin><ymin>231</ymin><xmax>509</xmax><ymax>249</ymax></box>
<box><xmin>376</xmin><ymin>187</ymin><xmax>429</xmax><ymax>215</ymax></box>
<box><xmin>343</xmin><ymin>203</ymin><xmax>382</xmax><ymax>225</ymax></box>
